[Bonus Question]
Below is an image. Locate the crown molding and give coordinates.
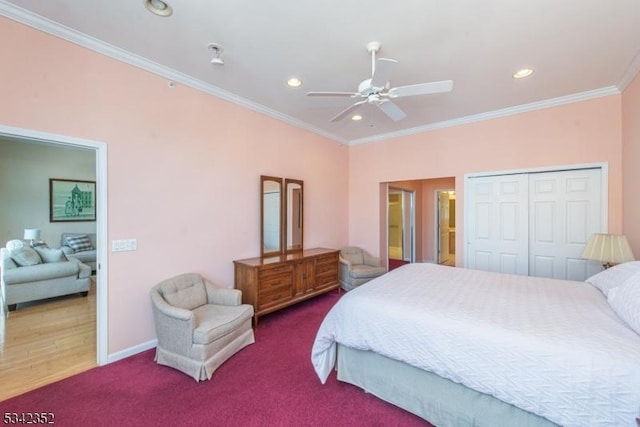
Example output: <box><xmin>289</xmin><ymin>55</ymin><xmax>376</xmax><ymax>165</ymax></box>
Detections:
<box><xmin>348</xmin><ymin>86</ymin><xmax>620</xmax><ymax>146</ymax></box>
<box><xmin>618</xmin><ymin>47</ymin><xmax>640</xmax><ymax>91</ymax></box>
<box><xmin>0</xmin><ymin>2</ymin><xmax>348</xmax><ymax>145</ymax></box>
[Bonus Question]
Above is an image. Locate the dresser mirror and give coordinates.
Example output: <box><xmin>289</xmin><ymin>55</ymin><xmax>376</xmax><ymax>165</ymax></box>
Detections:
<box><xmin>284</xmin><ymin>178</ymin><xmax>303</xmax><ymax>253</ymax></box>
<box><xmin>261</xmin><ymin>175</ymin><xmax>283</xmax><ymax>257</ymax></box>
<box><xmin>260</xmin><ymin>176</ymin><xmax>304</xmax><ymax>257</ymax></box>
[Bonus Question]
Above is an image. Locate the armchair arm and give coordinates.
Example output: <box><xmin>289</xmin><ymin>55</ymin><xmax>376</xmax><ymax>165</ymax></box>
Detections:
<box><xmin>339</xmin><ymin>255</ymin><xmax>352</xmax><ymax>268</ymax></box>
<box><xmin>150</xmin><ymin>290</ymin><xmax>195</xmax><ymax>353</ymax></box>
<box><xmin>204</xmin><ymin>279</ymin><xmax>241</xmax><ymax>306</ymax></box>
<box><xmin>60</xmin><ymin>246</ymin><xmax>75</xmax><ymax>256</ymax></box>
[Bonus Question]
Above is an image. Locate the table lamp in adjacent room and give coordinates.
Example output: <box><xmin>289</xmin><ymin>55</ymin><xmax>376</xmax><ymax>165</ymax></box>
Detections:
<box><xmin>23</xmin><ymin>228</ymin><xmax>41</xmax><ymax>247</ymax></box>
<box><xmin>581</xmin><ymin>233</ymin><xmax>635</xmax><ymax>269</ymax></box>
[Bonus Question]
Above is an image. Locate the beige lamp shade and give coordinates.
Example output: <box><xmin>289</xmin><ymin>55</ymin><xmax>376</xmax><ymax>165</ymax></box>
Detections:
<box><xmin>23</xmin><ymin>228</ymin><xmax>41</xmax><ymax>241</ymax></box>
<box><xmin>581</xmin><ymin>233</ymin><xmax>635</xmax><ymax>267</ymax></box>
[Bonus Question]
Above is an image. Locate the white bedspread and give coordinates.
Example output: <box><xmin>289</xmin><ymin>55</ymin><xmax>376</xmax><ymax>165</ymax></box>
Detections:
<box><xmin>311</xmin><ymin>263</ymin><xmax>640</xmax><ymax>427</ymax></box>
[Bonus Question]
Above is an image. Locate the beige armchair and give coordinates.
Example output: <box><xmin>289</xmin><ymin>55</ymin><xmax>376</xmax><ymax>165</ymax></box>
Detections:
<box><xmin>150</xmin><ymin>273</ymin><xmax>255</xmax><ymax>381</ymax></box>
<box><xmin>339</xmin><ymin>246</ymin><xmax>387</xmax><ymax>291</ymax></box>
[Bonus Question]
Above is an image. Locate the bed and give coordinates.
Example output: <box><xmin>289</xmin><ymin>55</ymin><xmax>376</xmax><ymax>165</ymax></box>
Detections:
<box><xmin>311</xmin><ymin>262</ymin><xmax>640</xmax><ymax>427</ymax></box>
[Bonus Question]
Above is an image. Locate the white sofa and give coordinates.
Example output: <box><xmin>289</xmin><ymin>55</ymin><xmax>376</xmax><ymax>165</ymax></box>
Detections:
<box><xmin>1</xmin><ymin>247</ymin><xmax>91</xmax><ymax>311</ymax></box>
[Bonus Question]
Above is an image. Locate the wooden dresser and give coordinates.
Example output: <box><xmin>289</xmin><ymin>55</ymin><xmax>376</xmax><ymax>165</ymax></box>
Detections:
<box><xmin>234</xmin><ymin>248</ymin><xmax>339</xmax><ymax>326</ymax></box>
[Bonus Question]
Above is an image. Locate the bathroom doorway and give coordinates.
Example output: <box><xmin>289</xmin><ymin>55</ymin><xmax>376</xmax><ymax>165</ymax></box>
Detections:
<box><xmin>436</xmin><ymin>189</ymin><xmax>456</xmax><ymax>266</ymax></box>
<box><xmin>388</xmin><ymin>187</ymin><xmax>415</xmax><ymax>270</ymax></box>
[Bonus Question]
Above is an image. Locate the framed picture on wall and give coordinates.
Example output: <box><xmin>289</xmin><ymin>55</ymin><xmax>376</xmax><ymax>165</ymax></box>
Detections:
<box><xmin>49</xmin><ymin>178</ymin><xmax>96</xmax><ymax>222</ymax></box>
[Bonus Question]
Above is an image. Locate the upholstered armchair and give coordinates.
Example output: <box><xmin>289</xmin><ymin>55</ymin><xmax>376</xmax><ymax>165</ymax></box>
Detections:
<box><xmin>150</xmin><ymin>273</ymin><xmax>255</xmax><ymax>381</ymax></box>
<box><xmin>339</xmin><ymin>246</ymin><xmax>387</xmax><ymax>292</ymax></box>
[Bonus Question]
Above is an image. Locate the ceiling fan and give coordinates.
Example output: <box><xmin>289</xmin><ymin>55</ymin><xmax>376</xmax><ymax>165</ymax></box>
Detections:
<box><xmin>306</xmin><ymin>41</ymin><xmax>453</xmax><ymax>123</ymax></box>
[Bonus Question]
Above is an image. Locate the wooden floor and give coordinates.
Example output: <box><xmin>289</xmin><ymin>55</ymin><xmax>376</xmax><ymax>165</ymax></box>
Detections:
<box><xmin>0</xmin><ymin>279</ymin><xmax>96</xmax><ymax>401</ymax></box>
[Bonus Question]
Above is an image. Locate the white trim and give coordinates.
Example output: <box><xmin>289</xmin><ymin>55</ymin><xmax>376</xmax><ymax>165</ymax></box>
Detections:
<box><xmin>0</xmin><ymin>2</ymin><xmax>348</xmax><ymax>146</ymax></box>
<box><xmin>349</xmin><ymin>87</ymin><xmax>620</xmax><ymax>145</ymax></box>
<box><xmin>618</xmin><ymin>47</ymin><xmax>640</xmax><ymax>91</ymax></box>
<box><xmin>0</xmin><ymin>124</ymin><xmax>109</xmax><ymax>366</ymax></box>
<box><xmin>107</xmin><ymin>339</ymin><xmax>157</xmax><ymax>364</ymax></box>
<box><xmin>463</xmin><ymin>162</ymin><xmax>609</xmax><ymax>268</ymax></box>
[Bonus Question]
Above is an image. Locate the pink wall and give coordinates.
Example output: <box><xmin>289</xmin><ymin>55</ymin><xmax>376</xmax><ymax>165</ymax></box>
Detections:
<box><xmin>349</xmin><ymin>96</ymin><xmax>624</xmax><ymax>265</ymax></box>
<box><xmin>622</xmin><ymin>72</ymin><xmax>640</xmax><ymax>256</ymax></box>
<box><xmin>0</xmin><ymin>18</ymin><xmax>349</xmax><ymax>355</ymax></box>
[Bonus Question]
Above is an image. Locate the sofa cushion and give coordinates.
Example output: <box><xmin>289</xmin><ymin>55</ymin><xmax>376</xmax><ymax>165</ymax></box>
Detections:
<box><xmin>3</xmin><ymin>260</ymin><xmax>80</xmax><ymax>285</ymax></box>
<box><xmin>9</xmin><ymin>246</ymin><xmax>42</xmax><ymax>267</ymax></box>
<box><xmin>160</xmin><ymin>277</ymin><xmax>207</xmax><ymax>310</ymax></box>
<box><xmin>65</xmin><ymin>234</ymin><xmax>94</xmax><ymax>252</ymax></box>
<box><xmin>35</xmin><ymin>247</ymin><xmax>67</xmax><ymax>263</ymax></box>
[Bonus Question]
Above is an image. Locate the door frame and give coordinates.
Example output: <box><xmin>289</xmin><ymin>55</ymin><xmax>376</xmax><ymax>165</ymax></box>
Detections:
<box><xmin>463</xmin><ymin>162</ymin><xmax>609</xmax><ymax>269</ymax></box>
<box><xmin>0</xmin><ymin>124</ymin><xmax>108</xmax><ymax>365</ymax></box>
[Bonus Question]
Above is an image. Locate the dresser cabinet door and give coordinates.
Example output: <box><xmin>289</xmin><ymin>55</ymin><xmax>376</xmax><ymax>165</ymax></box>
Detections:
<box><xmin>293</xmin><ymin>259</ymin><xmax>315</xmax><ymax>297</ymax></box>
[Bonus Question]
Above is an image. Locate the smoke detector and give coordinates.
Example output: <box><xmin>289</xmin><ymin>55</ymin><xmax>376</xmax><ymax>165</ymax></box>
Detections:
<box><xmin>208</xmin><ymin>43</ymin><xmax>224</xmax><ymax>66</ymax></box>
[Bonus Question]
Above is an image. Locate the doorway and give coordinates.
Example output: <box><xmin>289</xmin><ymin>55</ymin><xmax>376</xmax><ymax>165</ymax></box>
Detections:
<box><xmin>436</xmin><ymin>190</ymin><xmax>456</xmax><ymax>266</ymax></box>
<box><xmin>0</xmin><ymin>124</ymin><xmax>108</xmax><ymax>366</ymax></box>
<box><xmin>388</xmin><ymin>187</ymin><xmax>415</xmax><ymax>270</ymax></box>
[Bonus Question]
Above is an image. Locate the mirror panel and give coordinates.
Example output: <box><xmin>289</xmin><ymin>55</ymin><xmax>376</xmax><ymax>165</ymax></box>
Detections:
<box><xmin>284</xmin><ymin>179</ymin><xmax>304</xmax><ymax>253</ymax></box>
<box><xmin>261</xmin><ymin>175</ymin><xmax>283</xmax><ymax>257</ymax></box>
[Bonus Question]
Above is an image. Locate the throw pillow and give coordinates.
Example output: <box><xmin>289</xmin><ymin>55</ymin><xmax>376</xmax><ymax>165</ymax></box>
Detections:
<box><xmin>6</xmin><ymin>239</ymin><xmax>25</xmax><ymax>251</ymax></box>
<box><xmin>35</xmin><ymin>247</ymin><xmax>67</xmax><ymax>263</ymax></box>
<box><xmin>585</xmin><ymin>261</ymin><xmax>640</xmax><ymax>296</ymax></box>
<box><xmin>607</xmin><ymin>272</ymin><xmax>640</xmax><ymax>335</ymax></box>
<box><xmin>65</xmin><ymin>234</ymin><xmax>94</xmax><ymax>252</ymax></box>
<box><xmin>9</xmin><ymin>246</ymin><xmax>42</xmax><ymax>267</ymax></box>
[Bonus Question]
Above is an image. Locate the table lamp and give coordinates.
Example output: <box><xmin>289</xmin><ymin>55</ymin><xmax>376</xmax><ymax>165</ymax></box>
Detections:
<box><xmin>581</xmin><ymin>233</ymin><xmax>635</xmax><ymax>269</ymax></box>
<box><xmin>23</xmin><ymin>228</ymin><xmax>41</xmax><ymax>247</ymax></box>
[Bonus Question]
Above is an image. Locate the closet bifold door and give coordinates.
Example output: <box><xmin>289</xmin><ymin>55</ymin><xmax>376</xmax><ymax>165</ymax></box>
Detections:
<box><xmin>466</xmin><ymin>168</ymin><xmax>603</xmax><ymax>280</ymax></box>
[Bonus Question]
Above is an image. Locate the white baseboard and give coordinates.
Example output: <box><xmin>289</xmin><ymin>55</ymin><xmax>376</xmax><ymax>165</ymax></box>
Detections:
<box><xmin>106</xmin><ymin>339</ymin><xmax>157</xmax><ymax>364</ymax></box>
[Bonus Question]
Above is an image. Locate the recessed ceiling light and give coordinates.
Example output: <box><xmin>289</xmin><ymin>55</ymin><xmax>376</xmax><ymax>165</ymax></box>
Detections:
<box><xmin>144</xmin><ymin>0</ymin><xmax>173</xmax><ymax>17</ymax></box>
<box><xmin>513</xmin><ymin>68</ymin><xmax>534</xmax><ymax>79</ymax></box>
<box><xmin>351</xmin><ymin>114</ymin><xmax>363</xmax><ymax>121</ymax></box>
<box><xmin>287</xmin><ymin>78</ymin><xmax>303</xmax><ymax>88</ymax></box>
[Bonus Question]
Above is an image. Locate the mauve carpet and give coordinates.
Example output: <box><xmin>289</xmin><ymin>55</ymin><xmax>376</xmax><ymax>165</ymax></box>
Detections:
<box><xmin>1</xmin><ymin>292</ymin><xmax>429</xmax><ymax>426</ymax></box>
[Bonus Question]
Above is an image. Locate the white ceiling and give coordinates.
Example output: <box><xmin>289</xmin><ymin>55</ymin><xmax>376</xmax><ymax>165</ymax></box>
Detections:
<box><xmin>2</xmin><ymin>0</ymin><xmax>640</xmax><ymax>145</ymax></box>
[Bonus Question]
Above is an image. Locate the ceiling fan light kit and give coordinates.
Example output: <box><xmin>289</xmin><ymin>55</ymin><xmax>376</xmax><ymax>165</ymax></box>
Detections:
<box><xmin>306</xmin><ymin>41</ymin><xmax>453</xmax><ymax>123</ymax></box>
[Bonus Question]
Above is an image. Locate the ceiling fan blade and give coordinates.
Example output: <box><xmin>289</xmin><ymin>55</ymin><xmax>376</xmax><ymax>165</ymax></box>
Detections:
<box><xmin>370</xmin><ymin>58</ymin><xmax>398</xmax><ymax>89</ymax></box>
<box><xmin>306</xmin><ymin>91</ymin><xmax>358</xmax><ymax>97</ymax></box>
<box><xmin>388</xmin><ymin>80</ymin><xmax>453</xmax><ymax>98</ymax></box>
<box><xmin>377</xmin><ymin>100</ymin><xmax>407</xmax><ymax>122</ymax></box>
<box><xmin>330</xmin><ymin>100</ymin><xmax>366</xmax><ymax>122</ymax></box>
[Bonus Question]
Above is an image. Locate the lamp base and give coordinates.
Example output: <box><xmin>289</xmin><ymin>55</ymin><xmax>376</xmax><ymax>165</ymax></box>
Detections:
<box><xmin>603</xmin><ymin>262</ymin><xmax>615</xmax><ymax>270</ymax></box>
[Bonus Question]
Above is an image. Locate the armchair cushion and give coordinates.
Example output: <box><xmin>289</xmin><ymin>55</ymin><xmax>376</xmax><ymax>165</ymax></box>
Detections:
<box><xmin>193</xmin><ymin>304</ymin><xmax>254</xmax><ymax>345</ymax></box>
<box><xmin>350</xmin><ymin>264</ymin><xmax>387</xmax><ymax>279</ymax></box>
<box><xmin>340</xmin><ymin>247</ymin><xmax>364</xmax><ymax>265</ymax></box>
<box><xmin>158</xmin><ymin>274</ymin><xmax>207</xmax><ymax>310</ymax></box>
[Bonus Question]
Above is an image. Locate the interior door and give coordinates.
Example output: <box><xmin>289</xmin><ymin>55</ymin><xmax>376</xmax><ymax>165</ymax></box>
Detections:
<box><xmin>437</xmin><ymin>191</ymin><xmax>450</xmax><ymax>264</ymax></box>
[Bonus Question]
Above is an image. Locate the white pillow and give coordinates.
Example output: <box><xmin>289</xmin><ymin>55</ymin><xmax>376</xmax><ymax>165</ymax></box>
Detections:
<box><xmin>9</xmin><ymin>246</ymin><xmax>42</xmax><ymax>266</ymax></box>
<box><xmin>35</xmin><ymin>247</ymin><xmax>66</xmax><ymax>263</ymax></box>
<box><xmin>585</xmin><ymin>261</ymin><xmax>640</xmax><ymax>296</ymax></box>
<box><xmin>608</xmin><ymin>272</ymin><xmax>640</xmax><ymax>335</ymax></box>
<box><xmin>5</xmin><ymin>239</ymin><xmax>25</xmax><ymax>251</ymax></box>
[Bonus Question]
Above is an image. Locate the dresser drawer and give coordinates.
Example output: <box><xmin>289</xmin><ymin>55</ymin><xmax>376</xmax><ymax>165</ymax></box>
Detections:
<box><xmin>258</xmin><ymin>264</ymin><xmax>293</xmax><ymax>280</ymax></box>
<box><xmin>258</xmin><ymin>286</ymin><xmax>292</xmax><ymax>309</ymax></box>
